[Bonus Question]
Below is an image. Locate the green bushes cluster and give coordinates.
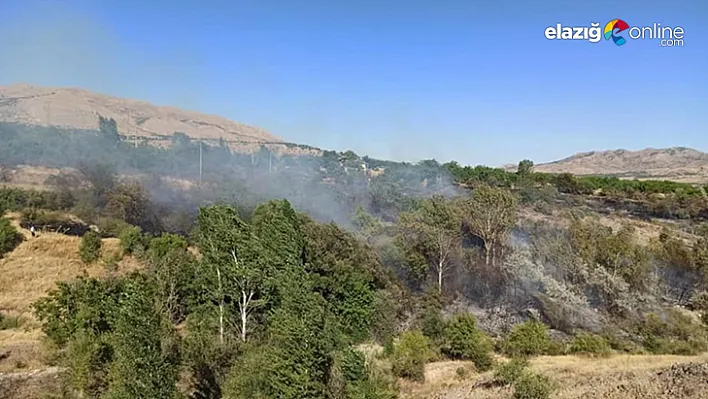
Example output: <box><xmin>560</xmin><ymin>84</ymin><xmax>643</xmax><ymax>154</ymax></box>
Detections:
<box><xmin>0</xmin><ymin>216</ymin><xmax>23</xmax><ymax>257</ymax></box>
<box><xmin>444</xmin><ymin>314</ymin><xmax>495</xmax><ymax>371</ymax></box>
<box><xmin>638</xmin><ymin>312</ymin><xmax>708</xmax><ymax>355</ymax></box>
<box><xmin>568</xmin><ymin>333</ymin><xmax>611</xmax><ymax>357</ymax></box>
<box><xmin>390</xmin><ymin>330</ymin><xmax>434</xmax><ymax>382</ymax></box>
<box><xmin>502</xmin><ymin>320</ymin><xmax>552</xmax><ymax>357</ymax></box>
<box><xmin>79</xmin><ymin>231</ymin><xmax>102</xmax><ymax>264</ymax></box>
<box><xmin>492</xmin><ymin>356</ymin><xmax>555</xmax><ymax>399</ymax></box>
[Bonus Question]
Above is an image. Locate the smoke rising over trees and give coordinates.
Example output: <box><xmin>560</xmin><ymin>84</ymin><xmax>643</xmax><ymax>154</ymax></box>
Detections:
<box><xmin>3</xmin><ymin>118</ymin><xmax>708</xmax><ymax>398</ymax></box>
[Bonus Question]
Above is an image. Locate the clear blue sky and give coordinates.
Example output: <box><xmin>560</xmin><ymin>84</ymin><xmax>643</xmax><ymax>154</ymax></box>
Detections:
<box><xmin>1</xmin><ymin>0</ymin><xmax>706</xmax><ymax>167</ymax></box>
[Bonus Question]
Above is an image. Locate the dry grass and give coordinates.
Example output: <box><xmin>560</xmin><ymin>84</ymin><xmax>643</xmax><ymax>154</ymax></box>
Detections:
<box><xmin>401</xmin><ymin>353</ymin><xmax>708</xmax><ymax>399</ymax></box>
<box><xmin>520</xmin><ymin>205</ymin><xmax>698</xmax><ymax>247</ymax></box>
<box><xmin>0</xmin><ymin>214</ymin><xmax>142</xmax><ymax>373</ymax></box>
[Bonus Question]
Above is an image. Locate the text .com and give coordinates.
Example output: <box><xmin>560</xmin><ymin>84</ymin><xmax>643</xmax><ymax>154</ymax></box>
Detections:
<box><xmin>544</xmin><ymin>20</ymin><xmax>685</xmax><ymax>47</ymax></box>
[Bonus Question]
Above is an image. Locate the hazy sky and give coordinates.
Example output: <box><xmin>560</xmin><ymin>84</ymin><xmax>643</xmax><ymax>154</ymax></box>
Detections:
<box><xmin>0</xmin><ymin>0</ymin><xmax>706</xmax><ymax>166</ymax></box>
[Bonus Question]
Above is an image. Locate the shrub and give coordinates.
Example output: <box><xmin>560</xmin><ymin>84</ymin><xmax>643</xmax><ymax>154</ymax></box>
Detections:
<box><xmin>79</xmin><ymin>231</ymin><xmax>102</xmax><ymax>264</ymax></box>
<box><xmin>638</xmin><ymin>312</ymin><xmax>708</xmax><ymax>355</ymax></box>
<box><xmin>0</xmin><ymin>312</ymin><xmax>25</xmax><ymax>330</ymax></box>
<box><xmin>383</xmin><ymin>337</ymin><xmax>395</xmax><ymax>357</ymax></box>
<box><xmin>420</xmin><ymin>307</ymin><xmax>447</xmax><ymax>344</ymax></box>
<box><xmin>118</xmin><ymin>225</ymin><xmax>147</xmax><ymax>255</ymax></box>
<box><xmin>0</xmin><ymin>217</ymin><xmax>23</xmax><ymax>257</ymax></box>
<box><xmin>503</xmin><ymin>320</ymin><xmax>551</xmax><ymax>357</ymax></box>
<box><xmin>494</xmin><ymin>357</ymin><xmax>529</xmax><ymax>386</ymax></box>
<box><xmin>95</xmin><ymin>217</ymin><xmax>130</xmax><ymax>238</ymax></box>
<box><xmin>444</xmin><ymin>314</ymin><xmax>495</xmax><ymax>371</ymax></box>
<box><xmin>569</xmin><ymin>333</ymin><xmax>611</xmax><ymax>357</ymax></box>
<box><xmin>354</xmin><ymin>361</ymin><xmax>399</xmax><ymax>399</ymax></box>
<box><xmin>513</xmin><ymin>372</ymin><xmax>555</xmax><ymax>399</ymax></box>
<box><xmin>391</xmin><ymin>330</ymin><xmax>434</xmax><ymax>382</ymax></box>
<box><xmin>147</xmin><ymin>233</ymin><xmax>188</xmax><ymax>259</ymax></box>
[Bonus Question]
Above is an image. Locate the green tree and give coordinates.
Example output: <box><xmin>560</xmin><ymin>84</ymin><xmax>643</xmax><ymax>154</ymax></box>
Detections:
<box><xmin>103</xmin><ymin>278</ymin><xmax>179</xmax><ymax>399</ymax></box>
<box><xmin>197</xmin><ymin>205</ymin><xmax>267</xmax><ymax>343</ymax></box>
<box><xmin>397</xmin><ymin>195</ymin><xmax>461</xmax><ymax>293</ymax></box>
<box><xmin>148</xmin><ymin>245</ymin><xmax>197</xmax><ymax>324</ymax></box>
<box><xmin>517</xmin><ymin>159</ymin><xmax>534</xmax><ymax>176</ymax></box>
<box><xmin>105</xmin><ymin>183</ymin><xmax>158</xmax><ymax>232</ymax></box>
<box><xmin>98</xmin><ymin>115</ymin><xmax>120</xmax><ymax>144</ymax></box>
<box><xmin>457</xmin><ymin>184</ymin><xmax>518</xmax><ymax>267</ymax></box>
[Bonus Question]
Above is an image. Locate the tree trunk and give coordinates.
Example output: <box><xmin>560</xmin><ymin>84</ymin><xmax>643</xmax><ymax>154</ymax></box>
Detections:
<box><xmin>484</xmin><ymin>241</ymin><xmax>490</xmax><ymax>266</ymax></box>
<box><xmin>491</xmin><ymin>245</ymin><xmax>496</xmax><ymax>268</ymax></box>
<box><xmin>216</xmin><ymin>266</ymin><xmax>224</xmax><ymax>345</ymax></box>
<box><xmin>437</xmin><ymin>261</ymin><xmax>443</xmax><ymax>293</ymax></box>
<box><xmin>240</xmin><ymin>291</ymin><xmax>247</xmax><ymax>342</ymax></box>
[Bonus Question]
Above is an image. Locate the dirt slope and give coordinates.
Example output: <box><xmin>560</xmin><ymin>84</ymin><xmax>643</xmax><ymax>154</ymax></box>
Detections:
<box><xmin>0</xmin><ymin>83</ymin><xmax>283</xmax><ymax>146</ymax></box>
<box><xmin>506</xmin><ymin>147</ymin><xmax>708</xmax><ymax>183</ymax></box>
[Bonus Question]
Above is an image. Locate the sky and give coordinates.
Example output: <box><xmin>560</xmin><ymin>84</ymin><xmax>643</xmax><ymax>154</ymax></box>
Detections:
<box><xmin>0</xmin><ymin>0</ymin><xmax>706</xmax><ymax>167</ymax></box>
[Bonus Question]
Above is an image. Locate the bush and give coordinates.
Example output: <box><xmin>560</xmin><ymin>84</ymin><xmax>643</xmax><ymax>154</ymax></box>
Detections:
<box><xmin>79</xmin><ymin>231</ymin><xmax>102</xmax><ymax>264</ymax></box>
<box><xmin>391</xmin><ymin>330</ymin><xmax>434</xmax><ymax>382</ymax></box>
<box><xmin>95</xmin><ymin>217</ymin><xmax>130</xmax><ymax>238</ymax></box>
<box><xmin>494</xmin><ymin>357</ymin><xmax>529</xmax><ymax>386</ymax></box>
<box><xmin>147</xmin><ymin>233</ymin><xmax>188</xmax><ymax>259</ymax></box>
<box><xmin>503</xmin><ymin>320</ymin><xmax>551</xmax><ymax>357</ymax></box>
<box><xmin>569</xmin><ymin>333</ymin><xmax>611</xmax><ymax>357</ymax></box>
<box><xmin>638</xmin><ymin>312</ymin><xmax>708</xmax><ymax>355</ymax></box>
<box><xmin>119</xmin><ymin>226</ymin><xmax>147</xmax><ymax>255</ymax></box>
<box><xmin>354</xmin><ymin>361</ymin><xmax>399</xmax><ymax>399</ymax></box>
<box><xmin>0</xmin><ymin>312</ymin><xmax>25</xmax><ymax>330</ymax></box>
<box><xmin>0</xmin><ymin>217</ymin><xmax>23</xmax><ymax>257</ymax></box>
<box><xmin>420</xmin><ymin>307</ymin><xmax>447</xmax><ymax>344</ymax></box>
<box><xmin>513</xmin><ymin>372</ymin><xmax>555</xmax><ymax>399</ymax></box>
<box><xmin>444</xmin><ymin>314</ymin><xmax>495</xmax><ymax>371</ymax></box>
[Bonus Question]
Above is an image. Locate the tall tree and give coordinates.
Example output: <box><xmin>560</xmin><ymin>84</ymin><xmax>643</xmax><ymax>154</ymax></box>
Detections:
<box><xmin>517</xmin><ymin>159</ymin><xmax>534</xmax><ymax>176</ymax></box>
<box><xmin>98</xmin><ymin>115</ymin><xmax>120</xmax><ymax>144</ymax></box>
<box><xmin>458</xmin><ymin>184</ymin><xmax>518</xmax><ymax>267</ymax></box>
<box><xmin>398</xmin><ymin>195</ymin><xmax>461</xmax><ymax>293</ymax></box>
<box><xmin>103</xmin><ymin>278</ymin><xmax>179</xmax><ymax>399</ymax></box>
<box><xmin>197</xmin><ymin>205</ymin><xmax>267</xmax><ymax>343</ymax></box>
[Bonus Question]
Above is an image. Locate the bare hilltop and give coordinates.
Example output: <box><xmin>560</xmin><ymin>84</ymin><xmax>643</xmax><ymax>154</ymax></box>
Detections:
<box><xmin>2</xmin><ymin>84</ymin><xmax>706</xmax><ymax>181</ymax></box>
<box><xmin>0</xmin><ymin>84</ymin><xmax>318</xmax><ymax>155</ymax></box>
<box><xmin>508</xmin><ymin>147</ymin><xmax>708</xmax><ymax>183</ymax></box>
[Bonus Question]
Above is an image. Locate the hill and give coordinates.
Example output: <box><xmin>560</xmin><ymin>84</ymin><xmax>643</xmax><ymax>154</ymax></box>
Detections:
<box><xmin>507</xmin><ymin>148</ymin><xmax>708</xmax><ymax>183</ymax></box>
<box><xmin>0</xmin><ymin>84</ymin><xmax>319</xmax><ymax>154</ymax></box>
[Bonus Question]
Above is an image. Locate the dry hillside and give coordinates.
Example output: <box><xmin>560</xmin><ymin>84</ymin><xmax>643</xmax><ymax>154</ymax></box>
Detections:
<box><xmin>0</xmin><ymin>84</ymin><xmax>320</xmax><ymax>155</ymax></box>
<box><xmin>0</xmin><ymin>213</ymin><xmax>141</xmax><ymax>375</ymax></box>
<box><xmin>506</xmin><ymin>147</ymin><xmax>708</xmax><ymax>183</ymax></box>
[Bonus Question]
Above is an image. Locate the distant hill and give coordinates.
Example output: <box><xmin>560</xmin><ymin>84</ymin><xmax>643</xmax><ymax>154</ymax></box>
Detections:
<box><xmin>505</xmin><ymin>147</ymin><xmax>708</xmax><ymax>183</ymax></box>
<box><xmin>0</xmin><ymin>84</ymin><xmax>318</xmax><ymax>155</ymax></box>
